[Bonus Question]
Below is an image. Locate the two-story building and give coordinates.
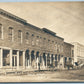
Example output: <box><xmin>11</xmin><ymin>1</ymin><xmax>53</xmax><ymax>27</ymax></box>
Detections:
<box><xmin>71</xmin><ymin>42</ymin><xmax>84</xmax><ymax>66</ymax></box>
<box><xmin>63</xmin><ymin>42</ymin><xmax>74</xmax><ymax>68</ymax></box>
<box><xmin>0</xmin><ymin>9</ymin><xmax>65</xmax><ymax>70</ymax></box>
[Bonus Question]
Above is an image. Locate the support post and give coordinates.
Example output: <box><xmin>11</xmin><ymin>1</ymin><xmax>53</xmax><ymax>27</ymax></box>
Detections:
<box><xmin>29</xmin><ymin>51</ymin><xmax>31</xmax><ymax>67</ymax></box>
<box><xmin>10</xmin><ymin>49</ymin><xmax>12</xmax><ymax>68</ymax></box>
<box><xmin>50</xmin><ymin>54</ymin><xmax>52</xmax><ymax>65</ymax></box>
<box><xmin>23</xmin><ymin>51</ymin><xmax>25</xmax><ymax>69</ymax></box>
<box><xmin>34</xmin><ymin>51</ymin><xmax>36</xmax><ymax>68</ymax></box>
<box><xmin>0</xmin><ymin>48</ymin><xmax>3</xmax><ymax>68</ymax></box>
<box><xmin>53</xmin><ymin>55</ymin><xmax>56</xmax><ymax>67</ymax></box>
<box><xmin>42</xmin><ymin>55</ymin><xmax>45</xmax><ymax>69</ymax></box>
<box><xmin>17</xmin><ymin>51</ymin><xmax>19</xmax><ymax>70</ymax></box>
<box><xmin>45</xmin><ymin>54</ymin><xmax>47</xmax><ymax>67</ymax></box>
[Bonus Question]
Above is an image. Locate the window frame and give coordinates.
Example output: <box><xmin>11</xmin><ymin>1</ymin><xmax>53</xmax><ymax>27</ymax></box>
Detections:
<box><xmin>18</xmin><ymin>30</ymin><xmax>22</xmax><ymax>43</ymax></box>
<box><xmin>0</xmin><ymin>24</ymin><xmax>3</xmax><ymax>39</ymax></box>
<box><xmin>8</xmin><ymin>27</ymin><xmax>13</xmax><ymax>42</ymax></box>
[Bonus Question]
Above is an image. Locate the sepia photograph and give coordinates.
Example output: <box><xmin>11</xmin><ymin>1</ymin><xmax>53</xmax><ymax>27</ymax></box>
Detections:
<box><xmin>0</xmin><ymin>1</ymin><xmax>84</xmax><ymax>82</ymax></box>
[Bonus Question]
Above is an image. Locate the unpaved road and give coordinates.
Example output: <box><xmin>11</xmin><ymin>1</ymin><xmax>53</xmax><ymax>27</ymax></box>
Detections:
<box><xmin>0</xmin><ymin>69</ymin><xmax>84</xmax><ymax>82</ymax></box>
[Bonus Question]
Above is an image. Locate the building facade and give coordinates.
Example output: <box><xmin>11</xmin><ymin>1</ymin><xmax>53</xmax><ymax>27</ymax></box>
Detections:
<box><xmin>72</xmin><ymin>42</ymin><xmax>84</xmax><ymax>66</ymax></box>
<box><xmin>63</xmin><ymin>42</ymin><xmax>74</xmax><ymax>68</ymax></box>
<box><xmin>0</xmin><ymin>9</ymin><xmax>66</xmax><ymax>70</ymax></box>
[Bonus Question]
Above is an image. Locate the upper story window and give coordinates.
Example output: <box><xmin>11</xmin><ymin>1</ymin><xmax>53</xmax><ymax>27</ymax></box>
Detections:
<box><xmin>18</xmin><ymin>30</ymin><xmax>22</xmax><ymax>43</ymax></box>
<box><xmin>36</xmin><ymin>36</ymin><xmax>39</xmax><ymax>46</ymax></box>
<box><xmin>52</xmin><ymin>41</ymin><xmax>54</xmax><ymax>48</ymax></box>
<box><xmin>57</xmin><ymin>44</ymin><xmax>60</xmax><ymax>53</ymax></box>
<box><xmin>0</xmin><ymin>24</ymin><xmax>3</xmax><ymax>39</ymax></box>
<box><xmin>31</xmin><ymin>34</ymin><xmax>34</xmax><ymax>45</ymax></box>
<box><xmin>43</xmin><ymin>38</ymin><xmax>46</xmax><ymax>46</ymax></box>
<box><xmin>61</xmin><ymin>44</ymin><xmax>63</xmax><ymax>53</ymax></box>
<box><xmin>26</xmin><ymin>32</ymin><xmax>29</xmax><ymax>44</ymax></box>
<box><xmin>72</xmin><ymin>50</ymin><xmax>74</xmax><ymax>57</ymax></box>
<box><xmin>55</xmin><ymin>42</ymin><xmax>57</xmax><ymax>51</ymax></box>
<box><xmin>26</xmin><ymin>32</ymin><xmax>29</xmax><ymax>40</ymax></box>
<box><xmin>8</xmin><ymin>27</ymin><xmax>13</xmax><ymax>41</ymax></box>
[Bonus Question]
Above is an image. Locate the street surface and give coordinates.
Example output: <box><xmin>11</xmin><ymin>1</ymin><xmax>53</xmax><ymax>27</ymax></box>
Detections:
<box><xmin>0</xmin><ymin>68</ymin><xmax>84</xmax><ymax>82</ymax></box>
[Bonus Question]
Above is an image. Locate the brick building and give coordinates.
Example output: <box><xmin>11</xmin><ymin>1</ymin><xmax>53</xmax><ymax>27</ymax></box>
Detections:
<box><xmin>0</xmin><ymin>9</ymin><xmax>73</xmax><ymax>70</ymax></box>
<box><xmin>63</xmin><ymin>42</ymin><xmax>74</xmax><ymax>68</ymax></box>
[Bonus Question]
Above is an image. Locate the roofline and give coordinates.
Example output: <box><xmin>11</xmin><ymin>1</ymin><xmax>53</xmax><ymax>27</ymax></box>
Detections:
<box><xmin>56</xmin><ymin>35</ymin><xmax>64</xmax><ymax>40</ymax></box>
<box><xmin>0</xmin><ymin>9</ymin><xmax>64</xmax><ymax>40</ymax></box>
<box><xmin>42</xmin><ymin>28</ymin><xmax>56</xmax><ymax>35</ymax></box>
<box><xmin>64</xmin><ymin>42</ymin><xmax>74</xmax><ymax>46</ymax></box>
<box><xmin>71</xmin><ymin>42</ymin><xmax>84</xmax><ymax>47</ymax></box>
<box><xmin>0</xmin><ymin>8</ymin><xmax>27</xmax><ymax>25</ymax></box>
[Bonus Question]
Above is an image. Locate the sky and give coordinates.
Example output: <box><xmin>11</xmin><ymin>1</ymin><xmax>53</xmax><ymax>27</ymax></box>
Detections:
<box><xmin>0</xmin><ymin>2</ymin><xmax>84</xmax><ymax>45</ymax></box>
<box><xmin>0</xmin><ymin>0</ymin><xmax>84</xmax><ymax>2</ymax></box>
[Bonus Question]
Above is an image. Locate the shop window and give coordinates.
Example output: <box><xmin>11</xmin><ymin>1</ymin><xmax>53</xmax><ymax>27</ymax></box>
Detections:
<box><xmin>3</xmin><ymin>50</ymin><xmax>10</xmax><ymax>66</ymax></box>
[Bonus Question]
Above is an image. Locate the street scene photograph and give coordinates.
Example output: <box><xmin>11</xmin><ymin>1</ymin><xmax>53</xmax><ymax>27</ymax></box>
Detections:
<box><xmin>0</xmin><ymin>2</ymin><xmax>84</xmax><ymax>82</ymax></box>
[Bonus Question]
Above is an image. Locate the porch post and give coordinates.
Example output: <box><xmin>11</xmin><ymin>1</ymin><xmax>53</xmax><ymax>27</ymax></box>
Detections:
<box><xmin>50</xmin><ymin>54</ymin><xmax>52</xmax><ymax>65</ymax></box>
<box><xmin>34</xmin><ymin>51</ymin><xmax>36</xmax><ymax>68</ymax></box>
<box><xmin>45</xmin><ymin>54</ymin><xmax>47</xmax><ymax>67</ymax></box>
<box><xmin>53</xmin><ymin>55</ymin><xmax>56</xmax><ymax>67</ymax></box>
<box><xmin>17</xmin><ymin>51</ymin><xmax>19</xmax><ymax>69</ymax></box>
<box><xmin>23</xmin><ymin>51</ymin><xmax>25</xmax><ymax>69</ymax></box>
<box><xmin>0</xmin><ymin>48</ymin><xmax>3</xmax><ymax>68</ymax></box>
<box><xmin>37</xmin><ymin>57</ymin><xmax>39</xmax><ymax>69</ymax></box>
<box><xmin>10</xmin><ymin>49</ymin><xmax>12</xmax><ymax>68</ymax></box>
<box><xmin>42</xmin><ymin>54</ymin><xmax>45</xmax><ymax>69</ymax></box>
<box><xmin>29</xmin><ymin>51</ymin><xmax>31</xmax><ymax>68</ymax></box>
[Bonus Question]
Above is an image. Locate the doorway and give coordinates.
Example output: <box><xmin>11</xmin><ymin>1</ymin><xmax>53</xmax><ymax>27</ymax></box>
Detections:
<box><xmin>12</xmin><ymin>55</ymin><xmax>17</xmax><ymax>67</ymax></box>
<box><xmin>12</xmin><ymin>50</ymin><xmax>17</xmax><ymax>67</ymax></box>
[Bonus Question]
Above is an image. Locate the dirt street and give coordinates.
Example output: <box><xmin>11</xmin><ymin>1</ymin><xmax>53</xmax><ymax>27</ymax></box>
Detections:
<box><xmin>0</xmin><ymin>68</ymin><xmax>84</xmax><ymax>82</ymax></box>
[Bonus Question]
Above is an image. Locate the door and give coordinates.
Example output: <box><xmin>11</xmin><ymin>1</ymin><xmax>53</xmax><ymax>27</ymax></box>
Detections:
<box><xmin>12</xmin><ymin>55</ymin><xmax>17</xmax><ymax>67</ymax></box>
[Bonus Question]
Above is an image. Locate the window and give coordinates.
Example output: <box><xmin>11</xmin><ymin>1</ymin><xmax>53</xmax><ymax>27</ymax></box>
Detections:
<box><xmin>3</xmin><ymin>50</ymin><xmax>10</xmax><ymax>66</ymax></box>
<box><xmin>72</xmin><ymin>50</ymin><xmax>74</xmax><ymax>57</ymax></box>
<box><xmin>55</xmin><ymin>43</ymin><xmax>57</xmax><ymax>51</ymax></box>
<box><xmin>31</xmin><ymin>34</ymin><xmax>34</xmax><ymax>45</ymax></box>
<box><xmin>36</xmin><ymin>36</ymin><xmax>39</xmax><ymax>45</ymax></box>
<box><xmin>39</xmin><ymin>37</ymin><xmax>42</xmax><ymax>47</ymax></box>
<box><xmin>8</xmin><ymin>27</ymin><xmax>13</xmax><ymax>41</ymax></box>
<box><xmin>0</xmin><ymin>24</ymin><xmax>3</xmax><ymax>39</ymax></box>
<box><xmin>26</xmin><ymin>32</ymin><xmax>29</xmax><ymax>44</ymax></box>
<box><xmin>57</xmin><ymin>44</ymin><xmax>60</xmax><ymax>53</ymax></box>
<box><xmin>26</xmin><ymin>32</ymin><xmax>29</xmax><ymax>40</ymax></box>
<box><xmin>61</xmin><ymin>45</ymin><xmax>63</xmax><ymax>53</ymax></box>
<box><xmin>43</xmin><ymin>38</ymin><xmax>46</xmax><ymax>46</ymax></box>
<box><xmin>18</xmin><ymin>30</ymin><xmax>22</xmax><ymax>43</ymax></box>
<box><xmin>48</xmin><ymin>39</ymin><xmax>50</xmax><ymax>49</ymax></box>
